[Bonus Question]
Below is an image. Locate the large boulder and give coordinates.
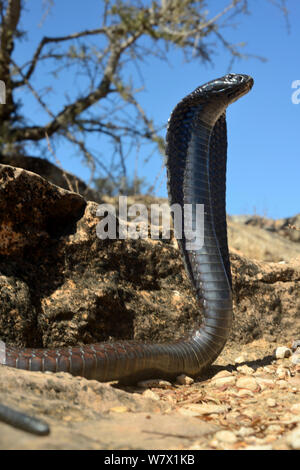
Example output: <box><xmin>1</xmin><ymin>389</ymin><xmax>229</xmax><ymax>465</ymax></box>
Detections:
<box><xmin>0</xmin><ymin>164</ymin><xmax>299</xmax><ymax>350</ymax></box>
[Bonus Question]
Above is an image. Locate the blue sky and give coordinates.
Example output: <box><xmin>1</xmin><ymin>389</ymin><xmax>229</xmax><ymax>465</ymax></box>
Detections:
<box><xmin>11</xmin><ymin>0</ymin><xmax>300</xmax><ymax>219</ymax></box>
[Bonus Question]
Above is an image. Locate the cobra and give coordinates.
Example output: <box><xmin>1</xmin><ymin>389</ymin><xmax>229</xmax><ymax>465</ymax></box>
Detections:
<box><xmin>0</xmin><ymin>73</ymin><xmax>254</xmax><ymax>433</ymax></box>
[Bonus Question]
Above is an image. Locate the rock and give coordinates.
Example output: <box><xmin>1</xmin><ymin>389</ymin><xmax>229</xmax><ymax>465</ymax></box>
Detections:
<box><xmin>236</xmin><ymin>376</ymin><xmax>259</xmax><ymax>392</ymax></box>
<box><xmin>211</xmin><ymin>370</ymin><xmax>233</xmax><ymax>380</ymax></box>
<box><xmin>236</xmin><ymin>365</ymin><xmax>254</xmax><ymax>375</ymax></box>
<box><xmin>236</xmin><ymin>427</ymin><xmax>253</xmax><ymax>437</ymax></box>
<box><xmin>137</xmin><ymin>380</ymin><xmax>172</xmax><ymax>389</ymax></box>
<box><xmin>267</xmin><ymin>398</ymin><xmax>277</xmax><ymax>407</ymax></box>
<box><xmin>179</xmin><ymin>403</ymin><xmax>230</xmax><ymax>416</ymax></box>
<box><xmin>291</xmin><ymin>353</ymin><xmax>300</xmax><ymax>365</ymax></box>
<box><xmin>109</xmin><ymin>406</ymin><xmax>129</xmax><ymax>413</ymax></box>
<box><xmin>176</xmin><ymin>374</ymin><xmax>194</xmax><ymax>385</ymax></box>
<box><xmin>286</xmin><ymin>426</ymin><xmax>300</xmax><ymax>450</ymax></box>
<box><xmin>227</xmin><ymin>216</ymin><xmax>300</xmax><ymax>262</ymax></box>
<box><xmin>237</xmin><ymin>389</ymin><xmax>255</xmax><ymax>397</ymax></box>
<box><xmin>228</xmin><ymin>213</ymin><xmax>300</xmax><ymax>247</ymax></box>
<box><xmin>275</xmin><ymin>346</ymin><xmax>292</xmax><ymax>359</ymax></box>
<box><xmin>0</xmin><ymin>165</ymin><xmax>299</xmax><ymax>352</ymax></box>
<box><xmin>267</xmin><ymin>424</ymin><xmax>282</xmax><ymax>433</ymax></box>
<box><xmin>142</xmin><ymin>390</ymin><xmax>160</xmax><ymax>401</ymax></box>
<box><xmin>0</xmin><ymin>154</ymin><xmax>101</xmax><ymax>202</ymax></box>
<box><xmin>290</xmin><ymin>404</ymin><xmax>300</xmax><ymax>415</ymax></box>
<box><xmin>230</xmin><ymin>253</ymin><xmax>300</xmax><ymax>344</ymax></box>
<box><xmin>0</xmin><ymin>165</ymin><xmax>198</xmax><ymax>348</ymax></box>
<box><xmin>213</xmin><ymin>376</ymin><xmax>236</xmax><ymax>388</ymax></box>
<box><xmin>211</xmin><ymin>370</ymin><xmax>236</xmax><ymax>388</ymax></box>
<box><xmin>263</xmin><ymin>366</ymin><xmax>275</xmax><ymax>374</ymax></box>
<box><xmin>255</xmin><ymin>377</ymin><xmax>275</xmax><ymax>391</ymax></box>
<box><xmin>277</xmin><ymin>380</ymin><xmax>289</xmax><ymax>389</ymax></box>
<box><xmin>234</xmin><ymin>355</ymin><xmax>247</xmax><ymax>364</ymax></box>
<box><xmin>291</xmin><ymin>340</ymin><xmax>300</xmax><ymax>351</ymax></box>
<box><xmin>214</xmin><ymin>430</ymin><xmax>237</xmax><ymax>444</ymax></box>
<box><xmin>275</xmin><ymin>366</ymin><xmax>290</xmax><ymax>379</ymax></box>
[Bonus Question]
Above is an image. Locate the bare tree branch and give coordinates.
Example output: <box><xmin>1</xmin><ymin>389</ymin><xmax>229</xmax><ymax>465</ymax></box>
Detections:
<box><xmin>0</xmin><ymin>0</ymin><xmax>289</xmax><ymax>195</ymax></box>
<box><xmin>14</xmin><ymin>27</ymin><xmax>109</xmax><ymax>87</ymax></box>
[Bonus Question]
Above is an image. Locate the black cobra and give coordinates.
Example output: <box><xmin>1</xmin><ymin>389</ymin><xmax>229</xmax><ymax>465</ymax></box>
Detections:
<box><xmin>0</xmin><ymin>73</ymin><xmax>254</xmax><ymax>433</ymax></box>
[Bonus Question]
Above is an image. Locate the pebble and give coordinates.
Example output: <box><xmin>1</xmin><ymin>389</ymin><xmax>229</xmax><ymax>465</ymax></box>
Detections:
<box><xmin>109</xmin><ymin>406</ymin><xmax>129</xmax><ymax>413</ymax></box>
<box><xmin>234</xmin><ymin>355</ymin><xmax>246</xmax><ymax>364</ymax></box>
<box><xmin>214</xmin><ymin>430</ymin><xmax>237</xmax><ymax>444</ymax></box>
<box><xmin>266</xmin><ymin>398</ymin><xmax>277</xmax><ymax>407</ymax></box>
<box><xmin>281</xmin><ymin>413</ymin><xmax>300</xmax><ymax>424</ymax></box>
<box><xmin>176</xmin><ymin>374</ymin><xmax>194</xmax><ymax>385</ymax></box>
<box><xmin>237</xmin><ymin>389</ymin><xmax>255</xmax><ymax>398</ymax></box>
<box><xmin>236</xmin><ymin>376</ymin><xmax>259</xmax><ymax>392</ymax></box>
<box><xmin>276</xmin><ymin>366</ymin><xmax>290</xmax><ymax>379</ymax></box>
<box><xmin>236</xmin><ymin>365</ymin><xmax>255</xmax><ymax>375</ymax></box>
<box><xmin>242</xmin><ymin>409</ymin><xmax>255</xmax><ymax>418</ymax></box>
<box><xmin>213</xmin><ymin>376</ymin><xmax>236</xmax><ymax>388</ymax></box>
<box><xmin>236</xmin><ymin>427</ymin><xmax>253</xmax><ymax>437</ymax></box>
<box><xmin>275</xmin><ymin>346</ymin><xmax>292</xmax><ymax>359</ymax></box>
<box><xmin>142</xmin><ymin>389</ymin><xmax>160</xmax><ymax>401</ymax></box>
<box><xmin>255</xmin><ymin>377</ymin><xmax>275</xmax><ymax>391</ymax></box>
<box><xmin>257</xmin><ymin>376</ymin><xmax>275</xmax><ymax>386</ymax></box>
<box><xmin>291</xmin><ymin>340</ymin><xmax>300</xmax><ymax>351</ymax></box>
<box><xmin>291</xmin><ymin>353</ymin><xmax>300</xmax><ymax>365</ymax></box>
<box><xmin>211</xmin><ymin>370</ymin><xmax>233</xmax><ymax>380</ymax></box>
<box><xmin>277</xmin><ymin>379</ymin><xmax>288</xmax><ymax>389</ymax></box>
<box><xmin>187</xmin><ymin>442</ymin><xmax>203</xmax><ymax>451</ymax></box>
<box><xmin>286</xmin><ymin>426</ymin><xmax>300</xmax><ymax>450</ymax></box>
<box><xmin>137</xmin><ymin>379</ymin><xmax>172</xmax><ymax>389</ymax></box>
<box><xmin>290</xmin><ymin>403</ymin><xmax>300</xmax><ymax>414</ymax></box>
<box><xmin>263</xmin><ymin>366</ymin><xmax>274</xmax><ymax>374</ymax></box>
<box><xmin>267</xmin><ymin>424</ymin><xmax>282</xmax><ymax>433</ymax></box>
<box><xmin>179</xmin><ymin>403</ymin><xmax>229</xmax><ymax>417</ymax></box>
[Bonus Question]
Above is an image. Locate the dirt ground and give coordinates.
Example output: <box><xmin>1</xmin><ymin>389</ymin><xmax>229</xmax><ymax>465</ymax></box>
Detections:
<box><xmin>0</xmin><ymin>338</ymin><xmax>299</xmax><ymax>450</ymax></box>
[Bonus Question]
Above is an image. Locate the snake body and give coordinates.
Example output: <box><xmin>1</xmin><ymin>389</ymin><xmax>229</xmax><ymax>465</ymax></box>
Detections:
<box><xmin>0</xmin><ymin>73</ymin><xmax>253</xmax><ymax>432</ymax></box>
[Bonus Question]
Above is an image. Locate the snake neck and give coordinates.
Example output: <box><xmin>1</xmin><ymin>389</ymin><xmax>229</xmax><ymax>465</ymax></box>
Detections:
<box><xmin>167</xmin><ymin>100</ymin><xmax>233</xmax><ymax>367</ymax></box>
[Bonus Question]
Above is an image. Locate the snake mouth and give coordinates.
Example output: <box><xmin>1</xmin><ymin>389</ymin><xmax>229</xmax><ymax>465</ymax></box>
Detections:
<box><xmin>245</xmin><ymin>77</ymin><xmax>254</xmax><ymax>91</ymax></box>
<box><xmin>227</xmin><ymin>75</ymin><xmax>254</xmax><ymax>103</ymax></box>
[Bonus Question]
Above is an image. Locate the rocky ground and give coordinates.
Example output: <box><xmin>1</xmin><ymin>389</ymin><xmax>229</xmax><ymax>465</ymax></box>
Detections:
<box><xmin>0</xmin><ymin>163</ymin><xmax>299</xmax><ymax>450</ymax></box>
<box><xmin>1</xmin><ymin>340</ymin><xmax>300</xmax><ymax>450</ymax></box>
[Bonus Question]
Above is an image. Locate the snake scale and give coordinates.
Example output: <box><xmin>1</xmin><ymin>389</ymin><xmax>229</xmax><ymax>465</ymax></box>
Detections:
<box><xmin>0</xmin><ymin>73</ymin><xmax>253</xmax><ymax>435</ymax></box>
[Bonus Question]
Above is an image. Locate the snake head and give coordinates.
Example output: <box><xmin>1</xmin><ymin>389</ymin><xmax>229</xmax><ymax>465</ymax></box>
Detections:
<box><xmin>223</xmin><ymin>73</ymin><xmax>254</xmax><ymax>103</ymax></box>
<box><xmin>194</xmin><ymin>73</ymin><xmax>254</xmax><ymax>105</ymax></box>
